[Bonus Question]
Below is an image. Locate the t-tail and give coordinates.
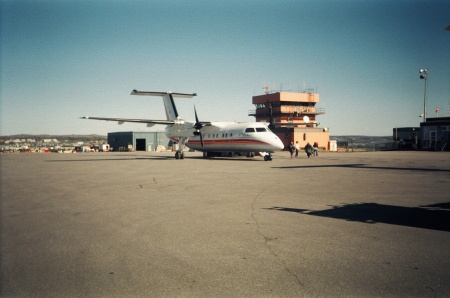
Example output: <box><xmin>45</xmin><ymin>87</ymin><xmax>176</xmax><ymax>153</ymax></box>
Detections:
<box><xmin>130</xmin><ymin>90</ymin><xmax>197</xmax><ymax>121</ymax></box>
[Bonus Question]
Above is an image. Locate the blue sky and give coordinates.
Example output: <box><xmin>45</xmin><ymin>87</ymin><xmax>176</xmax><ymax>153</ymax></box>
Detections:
<box><xmin>2</xmin><ymin>0</ymin><xmax>449</xmax><ymax>136</ymax></box>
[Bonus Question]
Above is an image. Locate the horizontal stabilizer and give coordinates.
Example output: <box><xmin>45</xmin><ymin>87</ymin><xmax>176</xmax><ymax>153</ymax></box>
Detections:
<box><xmin>131</xmin><ymin>90</ymin><xmax>197</xmax><ymax>98</ymax></box>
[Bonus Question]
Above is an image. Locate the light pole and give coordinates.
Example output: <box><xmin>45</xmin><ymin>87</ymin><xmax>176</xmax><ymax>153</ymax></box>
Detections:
<box><xmin>419</xmin><ymin>68</ymin><xmax>428</xmax><ymax>122</ymax></box>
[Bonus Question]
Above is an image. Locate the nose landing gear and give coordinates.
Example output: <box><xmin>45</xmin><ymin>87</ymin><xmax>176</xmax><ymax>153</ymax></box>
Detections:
<box><xmin>264</xmin><ymin>153</ymin><xmax>273</xmax><ymax>161</ymax></box>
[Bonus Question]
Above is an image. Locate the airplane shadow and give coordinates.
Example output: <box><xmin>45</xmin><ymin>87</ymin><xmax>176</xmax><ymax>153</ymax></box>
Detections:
<box><xmin>272</xmin><ymin>164</ymin><xmax>450</xmax><ymax>172</ymax></box>
<box><xmin>265</xmin><ymin>202</ymin><xmax>450</xmax><ymax>232</ymax></box>
<box><xmin>47</xmin><ymin>156</ymin><xmax>173</xmax><ymax>162</ymax></box>
<box><xmin>189</xmin><ymin>156</ymin><xmax>262</xmax><ymax>162</ymax></box>
<box><xmin>48</xmin><ymin>155</ymin><xmax>263</xmax><ymax>162</ymax></box>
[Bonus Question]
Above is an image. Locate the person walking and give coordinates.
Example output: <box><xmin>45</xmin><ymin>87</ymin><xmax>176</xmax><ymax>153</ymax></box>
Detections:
<box><xmin>305</xmin><ymin>142</ymin><xmax>313</xmax><ymax>158</ymax></box>
<box><xmin>313</xmin><ymin>142</ymin><xmax>319</xmax><ymax>156</ymax></box>
<box><xmin>295</xmin><ymin>141</ymin><xmax>300</xmax><ymax>158</ymax></box>
<box><xmin>288</xmin><ymin>142</ymin><xmax>295</xmax><ymax>159</ymax></box>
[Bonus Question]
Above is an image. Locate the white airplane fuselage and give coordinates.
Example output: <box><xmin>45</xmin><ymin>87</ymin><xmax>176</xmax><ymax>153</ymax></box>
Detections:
<box><xmin>166</xmin><ymin>121</ymin><xmax>284</xmax><ymax>153</ymax></box>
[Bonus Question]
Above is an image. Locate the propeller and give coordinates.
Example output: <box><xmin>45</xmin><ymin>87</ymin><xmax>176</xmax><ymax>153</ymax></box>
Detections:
<box><xmin>193</xmin><ymin>106</ymin><xmax>204</xmax><ymax>147</ymax></box>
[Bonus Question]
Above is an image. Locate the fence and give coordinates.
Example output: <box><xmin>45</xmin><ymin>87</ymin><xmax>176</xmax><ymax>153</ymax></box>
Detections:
<box><xmin>337</xmin><ymin>141</ymin><xmax>398</xmax><ymax>152</ymax></box>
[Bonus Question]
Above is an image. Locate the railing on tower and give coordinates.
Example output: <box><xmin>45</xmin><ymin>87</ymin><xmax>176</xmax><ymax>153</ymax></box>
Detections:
<box><xmin>249</xmin><ymin>107</ymin><xmax>325</xmax><ymax>117</ymax></box>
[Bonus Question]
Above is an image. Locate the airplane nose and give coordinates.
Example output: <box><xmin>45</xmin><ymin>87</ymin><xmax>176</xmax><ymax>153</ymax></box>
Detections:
<box><xmin>274</xmin><ymin>137</ymin><xmax>284</xmax><ymax>150</ymax></box>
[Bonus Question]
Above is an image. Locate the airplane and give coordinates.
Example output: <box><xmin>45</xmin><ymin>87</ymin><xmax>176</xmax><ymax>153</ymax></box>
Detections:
<box><xmin>81</xmin><ymin>90</ymin><xmax>284</xmax><ymax>161</ymax></box>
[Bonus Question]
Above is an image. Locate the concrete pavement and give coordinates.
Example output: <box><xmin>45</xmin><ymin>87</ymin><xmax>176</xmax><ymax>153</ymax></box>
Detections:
<box><xmin>1</xmin><ymin>151</ymin><xmax>450</xmax><ymax>297</ymax></box>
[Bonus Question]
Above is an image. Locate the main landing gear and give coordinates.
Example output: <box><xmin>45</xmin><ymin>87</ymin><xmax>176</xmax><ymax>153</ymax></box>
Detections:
<box><xmin>174</xmin><ymin>137</ymin><xmax>188</xmax><ymax>160</ymax></box>
<box><xmin>175</xmin><ymin>151</ymin><xmax>185</xmax><ymax>159</ymax></box>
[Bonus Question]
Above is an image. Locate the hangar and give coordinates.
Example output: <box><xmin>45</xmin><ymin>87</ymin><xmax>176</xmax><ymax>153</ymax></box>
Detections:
<box><xmin>107</xmin><ymin>131</ymin><xmax>171</xmax><ymax>152</ymax></box>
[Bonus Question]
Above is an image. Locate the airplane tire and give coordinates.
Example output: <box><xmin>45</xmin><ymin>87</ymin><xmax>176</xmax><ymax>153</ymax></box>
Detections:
<box><xmin>264</xmin><ymin>154</ymin><xmax>273</xmax><ymax>161</ymax></box>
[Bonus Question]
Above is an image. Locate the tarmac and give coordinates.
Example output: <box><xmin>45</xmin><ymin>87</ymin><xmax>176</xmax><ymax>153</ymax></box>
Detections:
<box><xmin>1</xmin><ymin>150</ymin><xmax>450</xmax><ymax>297</ymax></box>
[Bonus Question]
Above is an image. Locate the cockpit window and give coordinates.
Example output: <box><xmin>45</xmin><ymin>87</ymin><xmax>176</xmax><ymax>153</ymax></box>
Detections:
<box><xmin>256</xmin><ymin>127</ymin><xmax>267</xmax><ymax>132</ymax></box>
<box><xmin>245</xmin><ymin>128</ymin><xmax>255</xmax><ymax>133</ymax></box>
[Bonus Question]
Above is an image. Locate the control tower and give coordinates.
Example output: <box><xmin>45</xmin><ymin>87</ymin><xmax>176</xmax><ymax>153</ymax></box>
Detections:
<box><xmin>249</xmin><ymin>90</ymin><xmax>330</xmax><ymax>150</ymax></box>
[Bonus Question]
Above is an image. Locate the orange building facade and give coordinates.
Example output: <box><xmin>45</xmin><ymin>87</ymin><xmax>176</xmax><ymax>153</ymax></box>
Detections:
<box><xmin>249</xmin><ymin>91</ymin><xmax>330</xmax><ymax>150</ymax></box>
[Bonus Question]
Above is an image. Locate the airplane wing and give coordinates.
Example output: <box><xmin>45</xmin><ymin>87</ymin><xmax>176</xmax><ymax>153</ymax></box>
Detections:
<box><xmin>81</xmin><ymin>116</ymin><xmax>212</xmax><ymax>126</ymax></box>
<box><xmin>81</xmin><ymin>116</ymin><xmax>175</xmax><ymax>125</ymax></box>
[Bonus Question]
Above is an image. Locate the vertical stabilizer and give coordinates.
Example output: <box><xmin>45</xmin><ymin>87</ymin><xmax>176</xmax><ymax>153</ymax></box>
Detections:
<box><xmin>130</xmin><ymin>90</ymin><xmax>197</xmax><ymax>121</ymax></box>
<box><xmin>162</xmin><ymin>93</ymin><xmax>178</xmax><ymax>120</ymax></box>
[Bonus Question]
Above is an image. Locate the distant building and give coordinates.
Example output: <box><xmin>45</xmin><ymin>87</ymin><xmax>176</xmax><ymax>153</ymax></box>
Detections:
<box><xmin>394</xmin><ymin>117</ymin><xmax>450</xmax><ymax>151</ymax></box>
<box><xmin>420</xmin><ymin>117</ymin><xmax>450</xmax><ymax>151</ymax></box>
<box><xmin>108</xmin><ymin>131</ymin><xmax>171</xmax><ymax>152</ymax></box>
<box><xmin>393</xmin><ymin>127</ymin><xmax>420</xmax><ymax>149</ymax></box>
<box><xmin>249</xmin><ymin>91</ymin><xmax>330</xmax><ymax>149</ymax></box>
<box><xmin>42</xmin><ymin>139</ymin><xmax>57</xmax><ymax>143</ymax></box>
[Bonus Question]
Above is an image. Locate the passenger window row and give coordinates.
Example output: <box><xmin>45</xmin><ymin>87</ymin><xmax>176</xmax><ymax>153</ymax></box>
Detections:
<box><xmin>202</xmin><ymin>133</ymin><xmax>234</xmax><ymax>138</ymax></box>
<box><xmin>193</xmin><ymin>127</ymin><xmax>268</xmax><ymax>139</ymax></box>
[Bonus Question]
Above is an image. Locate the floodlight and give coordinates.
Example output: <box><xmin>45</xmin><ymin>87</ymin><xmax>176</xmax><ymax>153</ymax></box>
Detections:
<box><xmin>418</xmin><ymin>68</ymin><xmax>428</xmax><ymax>122</ymax></box>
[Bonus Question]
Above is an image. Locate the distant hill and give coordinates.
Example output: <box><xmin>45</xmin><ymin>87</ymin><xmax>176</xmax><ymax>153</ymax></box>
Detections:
<box><xmin>1</xmin><ymin>134</ymin><xmax>392</xmax><ymax>143</ymax></box>
<box><xmin>0</xmin><ymin>134</ymin><xmax>107</xmax><ymax>142</ymax></box>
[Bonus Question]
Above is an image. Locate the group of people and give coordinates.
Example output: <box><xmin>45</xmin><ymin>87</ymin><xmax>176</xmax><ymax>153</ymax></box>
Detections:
<box><xmin>288</xmin><ymin>141</ymin><xmax>318</xmax><ymax>158</ymax></box>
